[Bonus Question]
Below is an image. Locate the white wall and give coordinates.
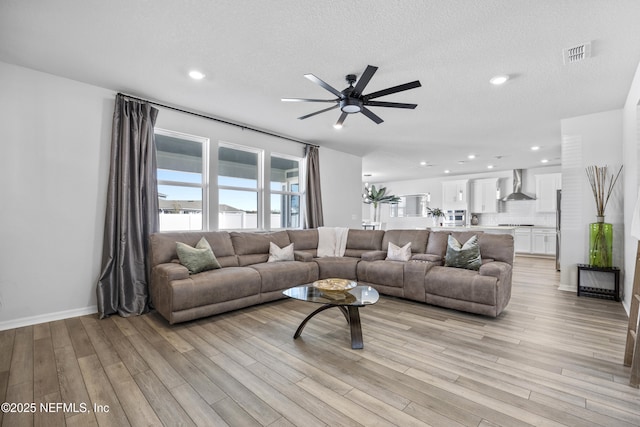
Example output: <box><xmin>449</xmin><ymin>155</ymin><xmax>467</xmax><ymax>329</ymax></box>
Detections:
<box><xmin>560</xmin><ymin>109</ymin><xmax>624</xmax><ymax>292</ymax></box>
<box><xmin>0</xmin><ymin>61</ymin><xmax>114</xmax><ymax>328</ymax></box>
<box><xmin>622</xmin><ymin>60</ymin><xmax>640</xmax><ymax>314</ymax></box>
<box><xmin>319</xmin><ymin>148</ymin><xmax>363</xmax><ymax>228</ymax></box>
<box><xmin>0</xmin><ymin>61</ymin><xmax>362</xmax><ymax>329</ymax></box>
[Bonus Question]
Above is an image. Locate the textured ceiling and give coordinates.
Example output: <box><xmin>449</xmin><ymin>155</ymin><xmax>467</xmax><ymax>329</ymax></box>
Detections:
<box><xmin>2</xmin><ymin>0</ymin><xmax>640</xmax><ymax>182</ymax></box>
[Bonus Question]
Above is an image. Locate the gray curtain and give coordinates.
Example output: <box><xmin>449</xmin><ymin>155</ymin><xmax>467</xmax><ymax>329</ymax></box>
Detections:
<box><xmin>304</xmin><ymin>145</ymin><xmax>324</xmax><ymax>228</ymax></box>
<box><xmin>97</xmin><ymin>94</ymin><xmax>159</xmax><ymax>318</ymax></box>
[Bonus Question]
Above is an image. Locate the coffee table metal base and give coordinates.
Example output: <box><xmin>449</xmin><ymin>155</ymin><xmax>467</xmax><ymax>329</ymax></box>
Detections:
<box><xmin>293</xmin><ymin>304</ymin><xmax>363</xmax><ymax>349</ymax></box>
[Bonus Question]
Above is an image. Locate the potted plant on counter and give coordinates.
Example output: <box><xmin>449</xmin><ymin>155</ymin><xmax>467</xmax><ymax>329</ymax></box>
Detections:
<box><xmin>427</xmin><ymin>207</ymin><xmax>445</xmax><ymax>227</ymax></box>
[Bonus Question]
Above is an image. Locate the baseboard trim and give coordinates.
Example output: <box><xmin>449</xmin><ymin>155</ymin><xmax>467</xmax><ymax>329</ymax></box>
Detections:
<box><xmin>0</xmin><ymin>306</ymin><xmax>98</xmax><ymax>331</ymax></box>
<box><xmin>558</xmin><ymin>283</ymin><xmax>577</xmax><ymax>293</ymax></box>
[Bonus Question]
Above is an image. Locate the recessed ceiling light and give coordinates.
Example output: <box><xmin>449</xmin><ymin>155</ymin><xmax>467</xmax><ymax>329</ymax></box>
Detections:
<box><xmin>531</xmin><ymin>146</ymin><xmax>540</xmax><ymax>151</ymax></box>
<box><xmin>487</xmin><ymin>165</ymin><xmax>494</xmax><ymax>169</ymax></box>
<box><xmin>541</xmin><ymin>159</ymin><xmax>549</xmax><ymax>163</ymax></box>
<box><xmin>489</xmin><ymin>74</ymin><xmax>509</xmax><ymax>85</ymax></box>
<box><xmin>458</xmin><ymin>160</ymin><xmax>465</xmax><ymax>165</ymax></box>
<box><xmin>188</xmin><ymin>70</ymin><xmax>205</xmax><ymax>80</ymax></box>
<box><xmin>468</xmin><ymin>154</ymin><xmax>476</xmax><ymax>159</ymax></box>
<box><xmin>444</xmin><ymin>169</ymin><xmax>450</xmax><ymax>174</ymax></box>
<box><xmin>420</xmin><ymin>161</ymin><xmax>427</xmax><ymax>166</ymax></box>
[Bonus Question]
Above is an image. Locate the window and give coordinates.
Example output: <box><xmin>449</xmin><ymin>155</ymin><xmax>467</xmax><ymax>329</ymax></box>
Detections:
<box><xmin>218</xmin><ymin>144</ymin><xmax>261</xmax><ymax>230</ymax></box>
<box><xmin>270</xmin><ymin>154</ymin><xmax>302</xmax><ymax>229</ymax></box>
<box><xmin>155</xmin><ymin>129</ymin><xmax>208</xmax><ymax>231</ymax></box>
<box><xmin>155</xmin><ymin>129</ymin><xmax>304</xmax><ymax>231</ymax></box>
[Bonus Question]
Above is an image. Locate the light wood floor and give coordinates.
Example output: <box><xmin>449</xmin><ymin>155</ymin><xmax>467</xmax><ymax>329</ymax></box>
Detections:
<box><xmin>1</xmin><ymin>257</ymin><xmax>639</xmax><ymax>427</ymax></box>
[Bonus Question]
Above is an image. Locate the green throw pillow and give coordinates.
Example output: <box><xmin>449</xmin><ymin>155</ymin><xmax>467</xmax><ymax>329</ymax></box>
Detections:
<box><xmin>444</xmin><ymin>235</ymin><xmax>482</xmax><ymax>271</ymax></box>
<box><xmin>176</xmin><ymin>237</ymin><xmax>221</xmax><ymax>274</ymax></box>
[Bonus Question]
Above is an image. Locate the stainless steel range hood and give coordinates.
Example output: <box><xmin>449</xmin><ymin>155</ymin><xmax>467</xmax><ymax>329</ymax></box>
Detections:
<box><xmin>502</xmin><ymin>169</ymin><xmax>535</xmax><ymax>201</ymax></box>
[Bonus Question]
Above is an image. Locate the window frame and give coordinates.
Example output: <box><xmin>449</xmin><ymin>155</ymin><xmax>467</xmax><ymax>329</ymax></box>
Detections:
<box><xmin>155</xmin><ymin>128</ymin><xmax>210</xmax><ymax>231</ymax></box>
<box><xmin>269</xmin><ymin>152</ymin><xmax>304</xmax><ymax>229</ymax></box>
<box><xmin>217</xmin><ymin>141</ymin><xmax>264</xmax><ymax>231</ymax></box>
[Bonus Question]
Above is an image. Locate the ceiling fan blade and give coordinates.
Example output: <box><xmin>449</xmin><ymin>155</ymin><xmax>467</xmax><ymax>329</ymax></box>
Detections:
<box><xmin>282</xmin><ymin>98</ymin><xmax>338</xmax><ymax>103</ymax></box>
<box><xmin>361</xmin><ymin>107</ymin><xmax>384</xmax><ymax>124</ymax></box>
<box><xmin>335</xmin><ymin>112</ymin><xmax>348</xmax><ymax>127</ymax></box>
<box><xmin>351</xmin><ymin>65</ymin><xmax>378</xmax><ymax>98</ymax></box>
<box><xmin>304</xmin><ymin>74</ymin><xmax>343</xmax><ymax>98</ymax></box>
<box><xmin>297</xmin><ymin>104</ymin><xmax>339</xmax><ymax>120</ymax></box>
<box><xmin>364</xmin><ymin>100</ymin><xmax>418</xmax><ymax>109</ymax></box>
<box><xmin>363</xmin><ymin>80</ymin><xmax>422</xmax><ymax>100</ymax></box>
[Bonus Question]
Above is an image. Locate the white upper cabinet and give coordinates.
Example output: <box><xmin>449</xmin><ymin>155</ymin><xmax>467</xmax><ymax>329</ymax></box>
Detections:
<box><xmin>442</xmin><ymin>179</ymin><xmax>469</xmax><ymax>210</ymax></box>
<box><xmin>471</xmin><ymin>178</ymin><xmax>499</xmax><ymax>213</ymax></box>
<box><xmin>535</xmin><ymin>173</ymin><xmax>561</xmax><ymax>212</ymax></box>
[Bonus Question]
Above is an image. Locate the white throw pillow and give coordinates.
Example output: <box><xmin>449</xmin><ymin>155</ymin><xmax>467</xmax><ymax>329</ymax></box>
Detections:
<box><xmin>268</xmin><ymin>242</ymin><xmax>295</xmax><ymax>262</ymax></box>
<box><xmin>386</xmin><ymin>242</ymin><xmax>412</xmax><ymax>261</ymax></box>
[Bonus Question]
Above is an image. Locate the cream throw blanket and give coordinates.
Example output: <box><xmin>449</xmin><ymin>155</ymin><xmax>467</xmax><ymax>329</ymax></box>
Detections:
<box><xmin>317</xmin><ymin>227</ymin><xmax>349</xmax><ymax>257</ymax></box>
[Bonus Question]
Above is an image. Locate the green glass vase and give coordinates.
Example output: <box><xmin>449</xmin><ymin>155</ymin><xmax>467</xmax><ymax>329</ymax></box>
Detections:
<box><xmin>589</xmin><ymin>217</ymin><xmax>613</xmax><ymax>267</ymax></box>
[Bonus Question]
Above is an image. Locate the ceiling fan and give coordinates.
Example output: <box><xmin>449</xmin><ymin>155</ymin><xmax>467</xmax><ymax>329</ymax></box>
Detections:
<box><xmin>282</xmin><ymin>65</ymin><xmax>421</xmax><ymax>128</ymax></box>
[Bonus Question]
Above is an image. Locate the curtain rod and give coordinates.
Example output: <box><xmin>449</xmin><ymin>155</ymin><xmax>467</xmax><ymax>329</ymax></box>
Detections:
<box><xmin>117</xmin><ymin>92</ymin><xmax>319</xmax><ymax>148</ymax></box>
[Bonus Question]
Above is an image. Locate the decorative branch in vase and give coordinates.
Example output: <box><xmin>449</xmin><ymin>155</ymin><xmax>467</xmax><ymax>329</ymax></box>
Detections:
<box><xmin>585</xmin><ymin>164</ymin><xmax>622</xmax><ymax>267</ymax></box>
<box><xmin>362</xmin><ymin>184</ymin><xmax>400</xmax><ymax>223</ymax></box>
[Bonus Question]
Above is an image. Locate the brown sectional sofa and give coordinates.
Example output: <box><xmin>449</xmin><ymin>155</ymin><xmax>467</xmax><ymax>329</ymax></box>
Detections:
<box><xmin>149</xmin><ymin>228</ymin><xmax>514</xmax><ymax>324</ymax></box>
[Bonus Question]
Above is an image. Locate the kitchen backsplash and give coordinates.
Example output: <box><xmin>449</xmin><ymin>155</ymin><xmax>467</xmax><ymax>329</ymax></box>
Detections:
<box><xmin>476</xmin><ymin>200</ymin><xmax>557</xmax><ymax>227</ymax></box>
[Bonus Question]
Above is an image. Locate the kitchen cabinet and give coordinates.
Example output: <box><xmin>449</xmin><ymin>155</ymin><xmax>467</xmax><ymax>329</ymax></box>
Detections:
<box><xmin>532</xmin><ymin>228</ymin><xmax>556</xmax><ymax>255</ymax></box>
<box><xmin>471</xmin><ymin>178</ymin><xmax>499</xmax><ymax>213</ymax></box>
<box><xmin>442</xmin><ymin>179</ymin><xmax>469</xmax><ymax>210</ymax></box>
<box><xmin>535</xmin><ymin>173</ymin><xmax>561</xmax><ymax>212</ymax></box>
<box><xmin>514</xmin><ymin>228</ymin><xmax>532</xmax><ymax>253</ymax></box>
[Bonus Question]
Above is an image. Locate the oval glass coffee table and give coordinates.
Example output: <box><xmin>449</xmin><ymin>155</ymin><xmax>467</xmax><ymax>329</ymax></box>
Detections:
<box><xmin>282</xmin><ymin>284</ymin><xmax>379</xmax><ymax>349</ymax></box>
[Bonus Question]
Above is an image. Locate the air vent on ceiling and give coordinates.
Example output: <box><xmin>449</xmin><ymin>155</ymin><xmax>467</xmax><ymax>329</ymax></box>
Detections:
<box><xmin>563</xmin><ymin>42</ymin><xmax>592</xmax><ymax>64</ymax></box>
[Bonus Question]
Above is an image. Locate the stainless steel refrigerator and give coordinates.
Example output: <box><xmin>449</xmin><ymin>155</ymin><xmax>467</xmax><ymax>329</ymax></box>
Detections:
<box><xmin>556</xmin><ymin>190</ymin><xmax>561</xmax><ymax>271</ymax></box>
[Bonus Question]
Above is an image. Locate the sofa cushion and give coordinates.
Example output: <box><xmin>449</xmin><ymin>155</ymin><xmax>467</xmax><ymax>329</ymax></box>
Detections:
<box><xmin>250</xmin><ymin>261</ymin><xmax>319</xmax><ymax>293</ymax></box>
<box><xmin>230</xmin><ymin>231</ymin><xmax>291</xmax><ymax>266</ymax></box>
<box><xmin>382</xmin><ymin>229</ymin><xmax>429</xmax><ymax>253</ymax></box>
<box><xmin>176</xmin><ymin>237</ymin><xmax>221</xmax><ymax>274</ymax></box>
<box><xmin>268</xmin><ymin>242</ymin><xmax>294</xmax><ymax>262</ymax></box>
<box><xmin>150</xmin><ymin>231</ymin><xmax>238</xmax><ymax>268</ymax></box>
<box><xmin>425</xmin><ymin>231</ymin><xmax>450</xmax><ymax>258</ymax></box>
<box><xmin>386</xmin><ymin>242</ymin><xmax>412</xmax><ymax>261</ymax></box>
<box><xmin>478</xmin><ymin>233</ymin><xmax>514</xmax><ymax>265</ymax></box>
<box><xmin>171</xmin><ymin>267</ymin><xmax>261</xmax><ymax>311</ymax></box>
<box><xmin>357</xmin><ymin>260</ymin><xmax>404</xmax><ymax>288</ymax></box>
<box><xmin>444</xmin><ymin>235</ymin><xmax>482</xmax><ymax>271</ymax></box>
<box><xmin>287</xmin><ymin>229</ymin><xmax>318</xmax><ymax>257</ymax></box>
<box><xmin>425</xmin><ymin>265</ymin><xmax>498</xmax><ymax>306</ymax></box>
<box><xmin>344</xmin><ymin>229</ymin><xmax>385</xmax><ymax>257</ymax></box>
<box><xmin>314</xmin><ymin>257</ymin><xmax>359</xmax><ymax>280</ymax></box>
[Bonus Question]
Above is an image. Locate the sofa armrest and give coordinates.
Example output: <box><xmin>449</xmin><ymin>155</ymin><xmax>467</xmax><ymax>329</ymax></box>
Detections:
<box><xmin>479</xmin><ymin>261</ymin><xmax>513</xmax><ymax>316</ymax></box>
<box><xmin>411</xmin><ymin>253</ymin><xmax>442</xmax><ymax>263</ymax></box>
<box><xmin>294</xmin><ymin>250</ymin><xmax>314</xmax><ymax>262</ymax></box>
<box><xmin>361</xmin><ymin>250</ymin><xmax>387</xmax><ymax>261</ymax></box>
<box><xmin>154</xmin><ymin>262</ymin><xmax>190</xmax><ymax>281</ymax></box>
<box><xmin>479</xmin><ymin>261</ymin><xmax>510</xmax><ymax>280</ymax></box>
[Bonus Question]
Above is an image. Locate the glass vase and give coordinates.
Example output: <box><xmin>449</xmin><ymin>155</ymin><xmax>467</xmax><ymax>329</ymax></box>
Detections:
<box><xmin>589</xmin><ymin>216</ymin><xmax>613</xmax><ymax>267</ymax></box>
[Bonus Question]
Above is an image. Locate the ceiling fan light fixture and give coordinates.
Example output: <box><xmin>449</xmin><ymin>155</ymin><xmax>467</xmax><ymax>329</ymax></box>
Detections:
<box><xmin>333</xmin><ymin>123</ymin><xmax>343</xmax><ymax>129</ymax></box>
<box><xmin>340</xmin><ymin>98</ymin><xmax>362</xmax><ymax>113</ymax></box>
